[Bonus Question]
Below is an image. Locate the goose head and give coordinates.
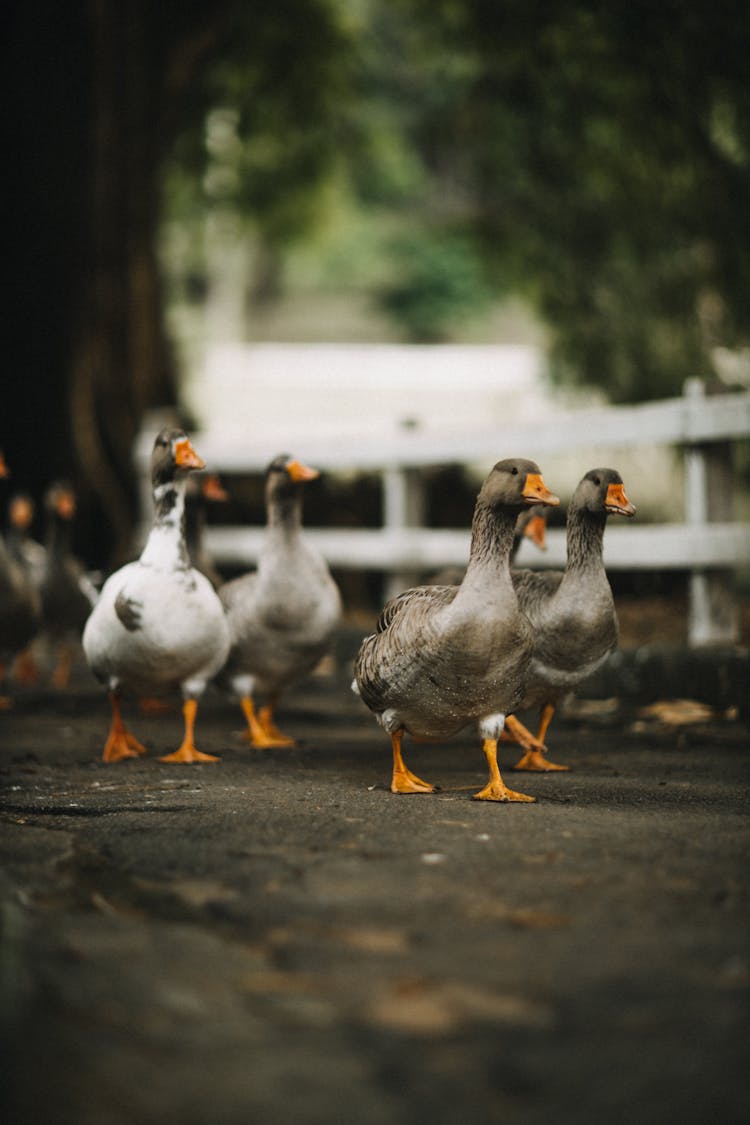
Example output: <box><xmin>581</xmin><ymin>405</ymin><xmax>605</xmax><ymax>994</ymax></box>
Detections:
<box><xmin>9</xmin><ymin>493</ymin><xmax>35</xmax><ymax>532</ymax></box>
<box><xmin>264</xmin><ymin>453</ymin><xmax>320</xmax><ymax>513</ymax></box>
<box><xmin>45</xmin><ymin>481</ymin><xmax>77</xmax><ymax>523</ymax></box>
<box><xmin>151</xmin><ymin>428</ymin><xmax>206</xmax><ymax>488</ymax></box>
<box><xmin>478</xmin><ymin>458</ymin><xmax>559</xmax><ymax>515</ymax></box>
<box><xmin>575</xmin><ymin>469</ymin><xmax>636</xmax><ymax>518</ymax></box>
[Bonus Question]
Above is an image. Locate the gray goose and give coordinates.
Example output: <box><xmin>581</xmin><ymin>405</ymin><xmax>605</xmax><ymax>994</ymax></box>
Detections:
<box><xmin>82</xmin><ymin>429</ymin><xmax>230</xmax><ymax>763</ymax></box>
<box><xmin>5</xmin><ymin>492</ymin><xmax>46</xmax><ymax>683</ymax></box>
<box><xmin>506</xmin><ymin>468</ymin><xmax>636</xmax><ymax>770</ymax></box>
<box><xmin>0</xmin><ymin>455</ymin><xmax>42</xmax><ymax>705</ymax></box>
<box><xmin>218</xmin><ymin>454</ymin><xmax>342</xmax><ymax>748</ymax></box>
<box><xmin>353</xmin><ymin>458</ymin><xmax>559</xmax><ymax>802</ymax></box>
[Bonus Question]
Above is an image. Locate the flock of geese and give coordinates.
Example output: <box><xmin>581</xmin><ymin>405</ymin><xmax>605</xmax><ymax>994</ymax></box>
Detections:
<box><xmin>1</xmin><ymin>428</ymin><xmax>635</xmax><ymax>803</ymax></box>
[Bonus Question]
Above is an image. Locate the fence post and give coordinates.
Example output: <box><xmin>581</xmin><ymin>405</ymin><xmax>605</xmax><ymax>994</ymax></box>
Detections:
<box><xmin>382</xmin><ymin>464</ymin><xmax>424</xmax><ymax>602</ymax></box>
<box><xmin>684</xmin><ymin>378</ymin><xmax>739</xmax><ymax>647</ymax></box>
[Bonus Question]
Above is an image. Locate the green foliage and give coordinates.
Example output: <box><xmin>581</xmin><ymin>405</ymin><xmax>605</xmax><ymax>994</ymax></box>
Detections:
<box><xmin>161</xmin><ymin>0</ymin><xmax>750</xmax><ymax>400</ymax></box>
<box><xmin>378</xmin><ymin>233</ymin><xmax>492</xmax><ymax>342</ymax></box>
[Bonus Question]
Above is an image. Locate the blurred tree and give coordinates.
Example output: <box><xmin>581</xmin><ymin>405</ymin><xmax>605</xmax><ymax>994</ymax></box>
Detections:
<box><xmin>4</xmin><ymin>0</ymin><xmax>748</xmax><ymax>568</ymax></box>
<box><xmin>4</xmin><ymin>0</ymin><xmax>353</xmax><ymax>565</ymax></box>
<box><xmin>395</xmin><ymin>0</ymin><xmax>750</xmax><ymax>400</ymax></box>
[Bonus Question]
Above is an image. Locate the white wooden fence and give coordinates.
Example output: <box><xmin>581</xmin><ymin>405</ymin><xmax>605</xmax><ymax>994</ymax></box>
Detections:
<box><xmin>136</xmin><ymin>379</ymin><xmax>750</xmax><ymax>647</ymax></box>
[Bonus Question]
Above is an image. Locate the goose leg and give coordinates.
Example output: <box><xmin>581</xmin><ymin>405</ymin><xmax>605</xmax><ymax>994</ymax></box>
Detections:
<box><xmin>51</xmin><ymin>643</ymin><xmax>74</xmax><ymax>690</ymax></box>
<box><xmin>13</xmin><ymin>648</ymin><xmax>40</xmax><ymax>685</ymax></box>
<box><xmin>391</xmin><ymin>730</ymin><xmax>435</xmax><ymax>794</ymax></box>
<box><xmin>240</xmin><ymin>695</ymin><xmax>295</xmax><ymax>749</ymax></box>
<box><xmin>504</xmin><ymin>712</ymin><xmax>569</xmax><ymax>772</ymax></box>
<box><xmin>257</xmin><ymin>697</ymin><xmax>296</xmax><ymax>747</ymax></box>
<box><xmin>160</xmin><ymin>698</ymin><xmax>219</xmax><ymax>763</ymax></box>
<box><xmin>473</xmin><ymin>738</ymin><xmax>535</xmax><ymax>802</ymax></box>
<box><xmin>103</xmin><ymin>690</ymin><xmax>148</xmax><ymax>762</ymax></box>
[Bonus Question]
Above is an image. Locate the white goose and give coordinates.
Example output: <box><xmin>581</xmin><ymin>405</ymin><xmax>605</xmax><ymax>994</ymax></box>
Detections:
<box><xmin>82</xmin><ymin>428</ymin><xmax>230</xmax><ymax>763</ymax></box>
<box><xmin>218</xmin><ymin>454</ymin><xmax>342</xmax><ymax>748</ymax></box>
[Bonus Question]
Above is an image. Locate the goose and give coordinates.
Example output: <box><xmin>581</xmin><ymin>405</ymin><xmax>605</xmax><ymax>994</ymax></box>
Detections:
<box><xmin>38</xmin><ymin>482</ymin><xmax>99</xmax><ymax>688</ymax></box>
<box><xmin>7</xmin><ymin>493</ymin><xmax>46</xmax><ymax>585</ymax></box>
<box><xmin>505</xmin><ymin>468</ymin><xmax>636</xmax><ymax>770</ymax></box>
<box><xmin>6</xmin><ymin>492</ymin><xmax>46</xmax><ymax>683</ymax></box>
<box><xmin>352</xmin><ymin>458</ymin><xmax>559</xmax><ymax>801</ymax></box>
<box><xmin>218</xmin><ymin>454</ymin><xmax>342</xmax><ymax>748</ymax></box>
<box><xmin>82</xmin><ymin>428</ymin><xmax>230</xmax><ymax>763</ymax></box>
<box><xmin>0</xmin><ymin>456</ymin><xmax>42</xmax><ymax>705</ymax></box>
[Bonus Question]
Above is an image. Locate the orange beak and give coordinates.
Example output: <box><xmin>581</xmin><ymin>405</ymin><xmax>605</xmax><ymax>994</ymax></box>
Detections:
<box><xmin>605</xmin><ymin>482</ymin><xmax>636</xmax><ymax>517</ymax></box>
<box><xmin>202</xmin><ymin>474</ymin><xmax>229</xmax><ymax>502</ymax></box>
<box><xmin>286</xmin><ymin>458</ymin><xmax>320</xmax><ymax>483</ymax></box>
<box><xmin>174</xmin><ymin>438</ymin><xmax>206</xmax><ymax>471</ymax></box>
<box><xmin>10</xmin><ymin>496</ymin><xmax>34</xmax><ymax>529</ymax></box>
<box><xmin>522</xmin><ymin>473</ymin><xmax>559</xmax><ymax>507</ymax></box>
<box><xmin>524</xmin><ymin>511</ymin><xmax>547</xmax><ymax>549</ymax></box>
<box><xmin>0</xmin><ymin>452</ymin><xmax>9</xmax><ymax>478</ymax></box>
<box><xmin>55</xmin><ymin>490</ymin><xmax>76</xmax><ymax>520</ymax></box>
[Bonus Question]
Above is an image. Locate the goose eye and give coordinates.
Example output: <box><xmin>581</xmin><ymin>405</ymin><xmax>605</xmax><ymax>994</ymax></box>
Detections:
<box><xmin>510</xmin><ymin>466</ymin><xmax>518</xmax><ymax>476</ymax></box>
<box><xmin>593</xmin><ymin>476</ymin><xmax>601</xmax><ymax>486</ymax></box>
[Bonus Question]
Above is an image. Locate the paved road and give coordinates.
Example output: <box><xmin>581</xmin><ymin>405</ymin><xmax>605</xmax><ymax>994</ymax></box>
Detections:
<box><xmin>1</xmin><ymin>665</ymin><xmax>748</xmax><ymax>1125</ymax></box>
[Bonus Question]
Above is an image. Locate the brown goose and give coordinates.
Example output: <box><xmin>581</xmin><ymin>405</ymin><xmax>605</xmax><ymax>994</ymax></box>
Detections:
<box><xmin>82</xmin><ymin>429</ymin><xmax>230</xmax><ymax>763</ymax></box>
<box><xmin>218</xmin><ymin>454</ymin><xmax>342</xmax><ymax>748</ymax></box>
<box><xmin>38</xmin><ymin>482</ymin><xmax>98</xmax><ymax>688</ymax></box>
<box><xmin>0</xmin><ymin>456</ymin><xmax>42</xmax><ymax>705</ymax></box>
<box><xmin>506</xmin><ymin>468</ymin><xmax>636</xmax><ymax>770</ymax></box>
<box><xmin>353</xmin><ymin>458</ymin><xmax>559</xmax><ymax>801</ymax></box>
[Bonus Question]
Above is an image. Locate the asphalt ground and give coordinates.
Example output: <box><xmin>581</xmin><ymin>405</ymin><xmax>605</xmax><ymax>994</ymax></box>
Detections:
<box><xmin>0</xmin><ymin>648</ymin><xmax>748</xmax><ymax>1125</ymax></box>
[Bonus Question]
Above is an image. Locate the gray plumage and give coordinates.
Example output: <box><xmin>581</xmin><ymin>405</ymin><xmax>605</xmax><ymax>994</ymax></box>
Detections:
<box><xmin>218</xmin><ymin>454</ymin><xmax>342</xmax><ymax>746</ymax></box>
<box><xmin>353</xmin><ymin>458</ymin><xmax>559</xmax><ymax>800</ymax></box>
<box><xmin>506</xmin><ymin>467</ymin><xmax>636</xmax><ymax>768</ymax></box>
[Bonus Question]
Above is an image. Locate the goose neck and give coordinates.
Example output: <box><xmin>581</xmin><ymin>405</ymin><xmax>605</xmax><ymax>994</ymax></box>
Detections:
<box><xmin>463</xmin><ymin>501</ymin><xmax>517</xmax><ymax>584</ymax></box>
<box><xmin>565</xmin><ymin>503</ymin><xmax>606</xmax><ymax>573</ymax></box>
<box><xmin>139</xmin><ymin>477</ymin><xmax>191</xmax><ymax>570</ymax></box>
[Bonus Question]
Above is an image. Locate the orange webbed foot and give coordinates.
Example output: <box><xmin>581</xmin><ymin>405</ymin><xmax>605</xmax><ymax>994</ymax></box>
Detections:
<box><xmin>513</xmin><ymin>749</ymin><xmax>570</xmax><ymax>772</ymax></box>
<box><xmin>103</xmin><ymin>728</ymin><xmax>148</xmax><ymax>763</ymax></box>
<box><xmin>391</xmin><ymin>767</ymin><xmax>437</xmax><ymax>794</ymax></box>
<box><xmin>473</xmin><ymin>780</ymin><xmax>536</xmax><ymax>802</ymax></box>
<box><xmin>159</xmin><ymin>699</ymin><xmax>219</xmax><ymax>763</ymax></box>
<box><xmin>159</xmin><ymin>744</ymin><xmax>220</xmax><ymax>764</ymax></box>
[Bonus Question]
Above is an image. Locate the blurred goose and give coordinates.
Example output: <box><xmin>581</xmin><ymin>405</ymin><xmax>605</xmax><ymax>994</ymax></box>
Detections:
<box><xmin>7</xmin><ymin>493</ymin><xmax>46</xmax><ymax>585</ymax></box>
<box><xmin>83</xmin><ymin>428</ymin><xmax>230</xmax><ymax>763</ymax></box>
<box><xmin>6</xmin><ymin>492</ymin><xmax>46</xmax><ymax>683</ymax></box>
<box><xmin>506</xmin><ymin>468</ymin><xmax>636</xmax><ymax>770</ymax></box>
<box><xmin>218</xmin><ymin>454</ymin><xmax>342</xmax><ymax>748</ymax></box>
<box><xmin>38</xmin><ymin>482</ymin><xmax>98</xmax><ymax>688</ymax></box>
<box><xmin>0</xmin><ymin>456</ymin><xmax>42</xmax><ymax>705</ymax></box>
<box><xmin>185</xmin><ymin>473</ymin><xmax>229</xmax><ymax>589</ymax></box>
<box><xmin>353</xmin><ymin>459</ymin><xmax>559</xmax><ymax>801</ymax></box>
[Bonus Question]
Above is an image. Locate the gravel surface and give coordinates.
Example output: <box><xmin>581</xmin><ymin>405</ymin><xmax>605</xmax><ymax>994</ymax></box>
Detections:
<box><xmin>1</xmin><ymin>655</ymin><xmax>748</xmax><ymax>1125</ymax></box>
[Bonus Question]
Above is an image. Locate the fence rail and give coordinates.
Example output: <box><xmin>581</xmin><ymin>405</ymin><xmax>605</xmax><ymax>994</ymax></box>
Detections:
<box><xmin>136</xmin><ymin>378</ymin><xmax>750</xmax><ymax>647</ymax></box>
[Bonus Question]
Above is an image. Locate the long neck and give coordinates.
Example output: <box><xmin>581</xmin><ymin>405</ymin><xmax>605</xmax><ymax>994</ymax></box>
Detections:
<box><xmin>185</xmin><ymin>496</ymin><xmax>205</xmax><ymax>555</ymax></box>
<box><xmin>267</xmin><ymin>487</ymin><xmax>302</xmax><ymax>539</ymax></box>
<box><xmin>565</xmin><ymin>501</ymin><xmax>607</xmax><ymax>574</ymax></box>
<box><xmin>140</xmin><ymin>477</ymin><xmax>190</xmax><ymax>571</ymax></box>
<box><xmin>460</xmin><ymin>501</ymin><xmax>518</xmax><ymax>591</ymax></box>
<box><xmin>46</xmin><ymin>513</ymin><xmax>72</xmax><ymax>557</ymax></box>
